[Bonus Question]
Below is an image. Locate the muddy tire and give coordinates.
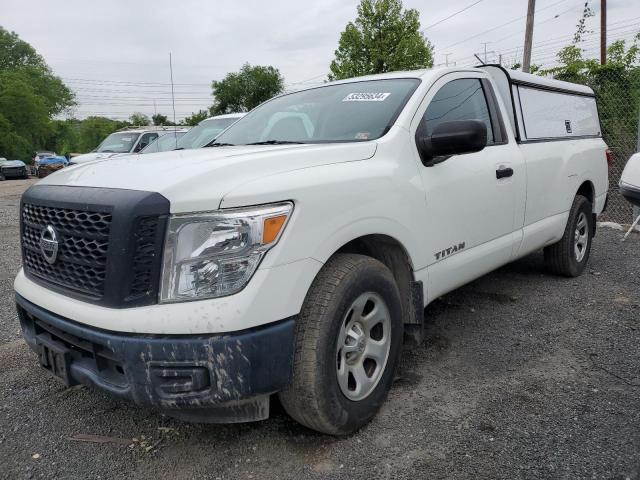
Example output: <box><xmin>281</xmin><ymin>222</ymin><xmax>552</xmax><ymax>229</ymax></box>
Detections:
<box><xmin>544</xmin><ymin>194</ymin><xmax>593</xmax><ymax>277</ymax></box>
<box><xmin>279</xmin><ymin>254</ymin><xmax>403</xmax><ymax>435</ymax></box>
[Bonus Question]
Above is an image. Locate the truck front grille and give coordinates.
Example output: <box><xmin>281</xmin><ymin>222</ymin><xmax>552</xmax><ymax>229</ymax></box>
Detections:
<box><xmin>3</xmin><ymin>167</ymin><xmax>25</xmax><ymax>175</ymax></box>
<box><xmin>20</xmin><ymin>185</ymin><xmax>169</xmax><ymax>308</ymax></box>
<box><xmin>21</xmin><ymin>204</ymin><xmax>112</xmax><ymax>298</ymax></box>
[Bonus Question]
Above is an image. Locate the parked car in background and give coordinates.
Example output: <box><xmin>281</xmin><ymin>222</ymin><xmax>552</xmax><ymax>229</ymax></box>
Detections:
<box><xmin>70</xmin><ymin>127</ymin><xmax>179</xmax><ymax>165</ymax></box>
<box><xmin>176</xmin><ymin>113</ymin><xmax>245</xmax><ymax>150</ymax></box>
<box><xmin>0</xmin><ymin>159</ymin><xmax>29</xmax><ymax>180</ymax></box>
<box><xmin>33</xmin><ymin>151</ymin><xmax>56</xmax><ymax>174</ymax></box>
<box><xmin>36</xmin><ymin>155</ymin><xmax>68</xmax><ymax>178</ymax></box>
<box><xmin>139</xmin><ymin>129</ymin><xmax>189</xmax><ymax>154</ymax></box>
<box><xmin>620</xmin><ymin>153</ymin><xmax>640</xmax><ymax>209</ymax></box>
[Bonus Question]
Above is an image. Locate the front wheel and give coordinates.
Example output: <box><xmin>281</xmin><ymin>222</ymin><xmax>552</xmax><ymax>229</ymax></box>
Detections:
<box><xmin>544</xmin><ymin>194</ymin><xmax>593</xmax><ymax>277</ymax></box>
<box><xmin>279</xmin><ymin>254</ymin><xmax>403</xmax><ymax>435</ymax></box>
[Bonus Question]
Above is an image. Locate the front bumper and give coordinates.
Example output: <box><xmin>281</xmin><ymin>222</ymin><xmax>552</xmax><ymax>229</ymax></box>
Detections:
<box><xmin>16</xmin><ymin>294</ymin><xmax>295</xmax><ymax>422</ymax></box>
<box><xmin>2</xmin><ymin>167</ymin><xmax>27</xmax><ymax>178</ymax></box>
<box><xmin>620</xmin><ymin>184</ymin><xmax>640</xmax><ymax>208</ymax></box>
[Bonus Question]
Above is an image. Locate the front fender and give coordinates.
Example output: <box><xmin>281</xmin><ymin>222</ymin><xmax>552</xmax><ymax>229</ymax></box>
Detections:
<box><xmin>220</xmin><ymin>154</ymin><xmax>428</xmax><ymax>270</ymax></box>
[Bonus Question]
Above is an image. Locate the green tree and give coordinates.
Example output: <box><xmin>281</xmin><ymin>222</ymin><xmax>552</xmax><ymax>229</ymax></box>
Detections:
<box><xmin>0</xmin><ymin>27</ymin><xmax>74</xmax><ymax>115</ymax></box>
<box><xmin>328</xmin><ymin>0</ymin><xmax>433</xmax><ymax>81</ymax></box>
<box><xmin>0</xmin><ymin>71</ymin><xmax>49</xmax><ymax>141</ymax></box>
<box><xmin>129</xmin><ymin>112</ymin><xmax>150</xmax><ymax>125</ymax></box>
<box><xmin>0</xmin><ymin>113</ymin><xmax>32</xmax><ymax>160</ymax></box>
<box><xmin>211</xmin><ymin>63</ymin><xmax>284</xmax><ymax>114</ymax></box>
<box><xmin>152</xmin><ymin>113</ymin><xmax>169</xmax><ymax>125</ymax></box>
<box><xmin>76</xmin><ymin>117</ymin><xmax>127</xmax><ymax>152</ymax></box>
<box><xmin>183</xmin><ymin>109</ymin><xmax>209</xmax><ymax>126</ymax></box>
<box><xmin>0</xmin><ymin>27</ymin><xmax>75</xmax><ymax>160</ymax></box>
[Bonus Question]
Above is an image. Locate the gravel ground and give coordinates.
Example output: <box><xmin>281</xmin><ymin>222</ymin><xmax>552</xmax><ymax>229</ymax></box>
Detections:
<box><xmin>1</xmin><ymin>179</ymin><xmax>639</xmax><ymax>480</ymax></box>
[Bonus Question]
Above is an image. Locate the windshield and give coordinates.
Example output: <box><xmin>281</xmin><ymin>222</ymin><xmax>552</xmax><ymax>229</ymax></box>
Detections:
<box><xmin>177</xmin><ymin>117</ymin><xmax>240</xmax><ymax>150</ymax></box>
<box><xmin>214</xmin><ymin>79</ymin><xmax>420</xmax><ymax>146</ymax></box>
<box><xmin>96</xmin><ymin>132</ymin><xmax>141</xmax><ymax>153</ymax></box>
<box><xmin>140</xmin><ymin>131</ymin><xmax>187</xmax><ymax>154</ymax></box>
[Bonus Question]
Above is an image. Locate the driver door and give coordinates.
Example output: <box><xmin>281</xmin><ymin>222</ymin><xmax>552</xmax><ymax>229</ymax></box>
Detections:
<box><xmin>412</xmin><ymin>73</ymin><xmax>525</xmax><ymax>300</ymax></box>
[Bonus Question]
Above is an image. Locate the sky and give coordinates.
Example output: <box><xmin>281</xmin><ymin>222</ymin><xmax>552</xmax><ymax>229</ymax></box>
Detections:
<box><xmin>1</xmin><ymin>0</ymin><xmax>638</xmax><ymax>121</ymax></box>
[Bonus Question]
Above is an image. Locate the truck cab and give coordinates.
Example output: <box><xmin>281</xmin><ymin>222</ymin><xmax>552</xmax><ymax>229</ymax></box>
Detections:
<box><xmin>14</xmin><ymin>66</ymin><xmax>608</xmax><ymax>435</ymax></box>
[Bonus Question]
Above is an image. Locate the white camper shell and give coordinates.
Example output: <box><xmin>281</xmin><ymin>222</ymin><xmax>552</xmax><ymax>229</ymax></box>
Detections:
<box><xmin>480</xmin><ymin>65</ymin><xmax>601</xmax><ymax>142</ymax></box>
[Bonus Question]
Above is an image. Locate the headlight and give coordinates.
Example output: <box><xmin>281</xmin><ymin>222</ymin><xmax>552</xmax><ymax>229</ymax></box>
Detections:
<box><xmin>160</xmin><ymin>202</ymin><xmax>293</xmax><ymax>303</ymax></box>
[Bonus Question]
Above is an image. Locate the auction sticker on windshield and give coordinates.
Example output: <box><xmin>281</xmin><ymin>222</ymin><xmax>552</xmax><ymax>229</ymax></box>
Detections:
<box><xmin>342</xmin><ymin>92</ymin><xmax>391</xmax><ymax>102</ymax></box>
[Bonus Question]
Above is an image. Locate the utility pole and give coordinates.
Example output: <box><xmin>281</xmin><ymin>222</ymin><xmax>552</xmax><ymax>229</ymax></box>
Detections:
<box><xmin>522</xmin><ymin>0</ymin><xmax>536</xmax><ymax>73</ymax></box>
<box><xmin>481</xmin><ymin>42</ymin><xmax>490</xmax><ymax>63</ymax></box>
<box><xmin>444</xmin><ymin>53</ymin><xmax>452</xmax><ymax>67</ymax></box>
<box><xmin>600</xmin><ymin>0</ymin><xmax>607</xmax><ymax>65</ymax></box>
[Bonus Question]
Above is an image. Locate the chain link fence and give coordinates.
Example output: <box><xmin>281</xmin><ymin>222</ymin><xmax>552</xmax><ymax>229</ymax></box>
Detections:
<box><xmin>581</xmin><ymin>68</ymin><xmax>640</xmax><ymax>224</ymax></box>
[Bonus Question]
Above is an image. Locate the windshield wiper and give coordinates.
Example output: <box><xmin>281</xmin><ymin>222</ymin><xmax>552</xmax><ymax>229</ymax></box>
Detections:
<box><xmin>245</xmin><ymin>140</ymin><xmax>306</xmax><ymax>145</ymax></box>
<box><xmin>205</xmin><ymin>142</ymin><xmax>235</xmax><ymax>148</ymax></box>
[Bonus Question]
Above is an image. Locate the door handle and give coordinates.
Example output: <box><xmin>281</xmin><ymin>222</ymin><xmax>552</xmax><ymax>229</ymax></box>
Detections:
<box><xmin>496</xmin><ymin>167</ymin><xmax>514</xmax><ymax>179</ymax></box>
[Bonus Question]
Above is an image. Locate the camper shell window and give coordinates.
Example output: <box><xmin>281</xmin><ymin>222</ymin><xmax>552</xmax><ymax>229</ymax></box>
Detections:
<box><xmin>478</xmin><ymin>65</ymin><xmax>601</xmax><ymax>143</ymax></box>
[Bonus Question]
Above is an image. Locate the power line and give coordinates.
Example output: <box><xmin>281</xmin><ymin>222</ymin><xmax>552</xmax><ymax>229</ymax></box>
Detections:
<box><xmin>423</xmin><ymin>0</ymin><xmax>484</xmax><ymax>30</ymax></box>
<box><xmin>450</xmin><ymin>20</ymin><xmax>640</xmax><ymax>65</ymax></box>
<box><xmin>442</xmin><ymin>0</ymin><xmax>569</xmax><ymax>50</ymax></box>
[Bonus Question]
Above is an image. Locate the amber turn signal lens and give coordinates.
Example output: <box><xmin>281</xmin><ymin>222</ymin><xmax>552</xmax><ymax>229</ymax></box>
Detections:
<box><xmin>262</xmin><ymin>215</ymin><xmax>287</xmax><ymax>244</ymax></box>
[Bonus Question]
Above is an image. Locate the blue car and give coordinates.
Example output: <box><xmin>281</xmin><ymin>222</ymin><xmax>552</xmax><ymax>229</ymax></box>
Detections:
<box><xmin>36</xmin><ymin>156</ymin><xmax>68</xmax><ymax>178</ymax></box>
<box><xmin>0</xmin><ymin>159</ymin><xmax>29</xmax><ymax>180</ymax></box>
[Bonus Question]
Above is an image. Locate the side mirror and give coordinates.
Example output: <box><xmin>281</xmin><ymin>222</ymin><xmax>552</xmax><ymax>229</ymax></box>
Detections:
<box><xmin>134</xmin><ymin>142</ymin><xmax>147</xmax><ymax>152</ymax></box>
<box><xmin>417</xmin><ymin>120</ymin><xmax>487</xmax><ymax>166</ymax></box>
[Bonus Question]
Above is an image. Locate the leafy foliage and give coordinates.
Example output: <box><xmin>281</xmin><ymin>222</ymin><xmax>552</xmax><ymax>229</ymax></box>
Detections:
<box><xmin>0</xmin><ymin>27</ymin><xmax>75</xmax><ymax>161</ymax></box>
<box><xmin>210</xmin><ymin>63</ymin><xmax>284</xmax><ymax>114</ymax></box>
<box><xmin>183</xmin><ymin>109</ymin><xmax>210</xmax><ymax>126</ymax></box>
<box><xmin>328</xmin><ymin>0</ymin><xmax>433</xmax><ymax>80</ymax></box>
<box><xmin>129</xmin><ymin>112</ymin><xmax>151</xmax><ymax>126</ymax></box>
<box><xmin>0</xmin><ymin>27</ymin><xmax>74</xmax><ymax>115</ymax></box>
<box><xmin>152</xmin><ymin>113</ymin><xmax>171</xmax><ymax>126</ymax></box>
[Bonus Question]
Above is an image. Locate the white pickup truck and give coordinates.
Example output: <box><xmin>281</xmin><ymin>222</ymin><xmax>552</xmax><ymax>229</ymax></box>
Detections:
<box><xmin>15</xmin><ymin>66</ymin><xmax>608</xmax><ymax>435</ymax></box>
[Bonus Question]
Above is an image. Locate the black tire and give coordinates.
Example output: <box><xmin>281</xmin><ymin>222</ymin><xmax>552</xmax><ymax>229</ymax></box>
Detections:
<box><xmin>544</xmin><ymin>194</ymin><xmax>593</xmax><ymax>277</ymax></box>
<box><xmin>279</xmin><ymin>254</ymin><xmax>403</xmax><ymax>435</ymax></box>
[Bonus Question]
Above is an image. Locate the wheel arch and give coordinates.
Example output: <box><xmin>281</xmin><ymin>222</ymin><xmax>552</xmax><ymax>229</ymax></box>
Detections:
<box><xmin>576</xmin><ymin>179</ymin><xmax>596</xmax><ymax>235</ymax></box>
<box><xmin>329</xmin><ymin>234</ymin><xmax>424</xmax><ymax>345</ymax></box>
<box><xmin>576</xmin><ymin>179</ymin><xmax>595</xmax><ymax>206</ymax></box>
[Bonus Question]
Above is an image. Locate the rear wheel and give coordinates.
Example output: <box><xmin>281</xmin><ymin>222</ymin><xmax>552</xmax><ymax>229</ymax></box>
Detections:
<box><xmin>279</xmin><ymin>254</ymin><xmax>403</xmax><ymax>435</ymax></box>
<box><xmin>544</xmin><ymin>194</ymin><xmax>593</xmax><ymax>277</ymax></box>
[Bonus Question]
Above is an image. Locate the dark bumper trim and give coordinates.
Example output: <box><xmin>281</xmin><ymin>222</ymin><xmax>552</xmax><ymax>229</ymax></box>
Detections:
<box><xmin>620</xmin><ymin>184</ymin><xmax>640</xmax><ymax>208</ymax></box>
<box><xmin>16</xmin><ymin>294</ymin><xmax>295</xmax><ymax>413</ymax></box>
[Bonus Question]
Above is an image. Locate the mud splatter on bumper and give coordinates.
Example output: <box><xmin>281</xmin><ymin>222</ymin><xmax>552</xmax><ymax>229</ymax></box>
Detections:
<box><xmin>16</xmin><ymin>294</ymin><xmax>295</xmax><ymax>421</ymax></box>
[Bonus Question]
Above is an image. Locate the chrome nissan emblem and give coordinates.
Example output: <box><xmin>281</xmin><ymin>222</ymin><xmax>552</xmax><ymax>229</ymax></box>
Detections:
<box><xmin>39</xmin><ymin>225</ymin><xmax>60</xmax><ymax>265</ymax></box>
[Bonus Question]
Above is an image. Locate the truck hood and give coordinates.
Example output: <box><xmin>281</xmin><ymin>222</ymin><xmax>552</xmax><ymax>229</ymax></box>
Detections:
<box><xmin>1</xmin><ymin>160</ymin><xmax>26</xmax><ymax>167</ymax></box>
<box><xmin>71</xmin><ymin>152</ymin><xmax>124</xmax><ymax>164</ymax></box>
<box><xmin>39</xmin><ymin>142</ymin><xmax>377</xmax><ymax>212</ymax></box>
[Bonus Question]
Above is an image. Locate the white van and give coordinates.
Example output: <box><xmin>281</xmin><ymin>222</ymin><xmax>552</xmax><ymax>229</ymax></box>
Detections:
<box><xmin>15</xmin><ymin>66</ymin><xmax>608</xmax><ymax>435</ymax></box>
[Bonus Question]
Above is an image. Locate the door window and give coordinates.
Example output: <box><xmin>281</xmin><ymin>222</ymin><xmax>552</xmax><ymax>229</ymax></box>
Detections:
<box><xmin>136</xmin><ymin>133</ymin><xmax>159</xmax><ymax>152</ymax></box>
<box><xmin>421</xmin><ymin>79</ymin><xmax>495</xmax><ymax>144</ymax></box>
